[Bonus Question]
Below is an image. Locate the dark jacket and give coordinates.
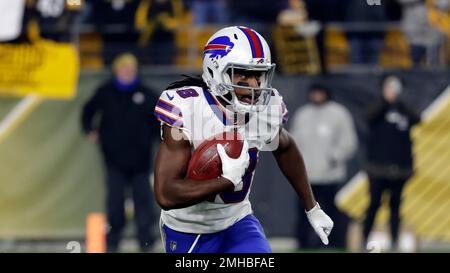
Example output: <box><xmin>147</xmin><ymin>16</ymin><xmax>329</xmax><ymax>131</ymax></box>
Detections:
<box><xmin>365</xmin><ymin>98</ymin><xmax>420</xmax><ymax>179</ymax></box>
<box><xmin>81</xmin><ymin>79</ymin><xmax>160</xmax><ymax>173</ymax></box>
<box><xmin>344</xmin><ymin>0</ymin><xmax>388</xmax><ymax>23</ymax></box>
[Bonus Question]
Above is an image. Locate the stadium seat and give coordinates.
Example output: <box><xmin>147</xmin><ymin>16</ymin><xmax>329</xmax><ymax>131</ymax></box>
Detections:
<box><xmin>175</xmin><ymin>21</ymin><xmax>216</xmax><ymax>69</ymax></box>
<box><xmin>379</xmin><ymin>28</ymin><xmax>413</xmax><ymax>69</ymax></box>
<box><xmin>324</xmin><ymin>27</ymin><xmax>350</xmax><ymax>68</ymax></box>
<box><xmin>79</xmin><ymin>32</ymin><xmax>104</xmax><ymax>69</ymax></box>
<box><xmin>272</xmin><ymin>25</ymin><xmax>321</xmax><ymax>75</ymax></box>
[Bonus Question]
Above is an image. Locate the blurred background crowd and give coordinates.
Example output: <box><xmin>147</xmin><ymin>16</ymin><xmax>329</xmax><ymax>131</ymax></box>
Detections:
<box><xmin>9</xmin><ymin>0</ymin><xmax>450</xmax><ymax>71</ymax></box>
<box><xmin>0</xmin><ymin>0</ymin><xmax>449</xmax><ymax>253</ymax></box>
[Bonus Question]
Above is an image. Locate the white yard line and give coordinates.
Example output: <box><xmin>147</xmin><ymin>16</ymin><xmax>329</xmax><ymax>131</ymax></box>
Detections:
<box><xmin>0</xmin><ymin>94</ymin><xmax>42</xmax><ymax>144</ymax></box>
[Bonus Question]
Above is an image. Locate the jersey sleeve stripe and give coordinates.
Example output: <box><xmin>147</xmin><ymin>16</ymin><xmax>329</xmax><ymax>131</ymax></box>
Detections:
<box><xmin>157</xmin><ymin>99</ymin><xmax>183</xmax><ymax>117</ymax></box>
<box><xmin>156</xmin><ymin>103</ymin><xmax>183</xmax><ymax>117</ymax></box>
<box><xmin>154</xmin><ymin>110</ymin><xmax>183</xmax><ymax>128</ymax></box>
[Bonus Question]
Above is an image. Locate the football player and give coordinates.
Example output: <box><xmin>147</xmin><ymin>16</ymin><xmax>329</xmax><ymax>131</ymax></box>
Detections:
<box><xmin>153</xmin><ymin>26</ymin><xmax>333</xmax><ymax>253</ymax></box>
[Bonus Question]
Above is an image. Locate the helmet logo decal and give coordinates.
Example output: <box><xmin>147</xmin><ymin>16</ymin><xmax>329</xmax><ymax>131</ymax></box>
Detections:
<box><xmin>203</xmin><ymin>36</ymin><xmax>234</xmax><ymax>60</ymax></box>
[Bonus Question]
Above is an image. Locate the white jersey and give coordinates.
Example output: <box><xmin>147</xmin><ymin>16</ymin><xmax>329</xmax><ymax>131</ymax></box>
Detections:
<box><xmin>154</xmin><ymin>85</ymin><xmax>288</xmax><ymax>234</ymax></box>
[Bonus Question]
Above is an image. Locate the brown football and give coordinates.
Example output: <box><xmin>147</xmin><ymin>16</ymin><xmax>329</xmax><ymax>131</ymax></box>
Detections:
<box><xmin>187</xmin><ymin>131</ymin><xmax>244</xmax><ymax>180</ymax></box>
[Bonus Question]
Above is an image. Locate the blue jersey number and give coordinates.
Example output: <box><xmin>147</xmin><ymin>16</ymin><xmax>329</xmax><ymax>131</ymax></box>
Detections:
<box><xmin>176</xmin><ymin>88</ymin><xmax>199</xmax><ymax>98</ymax></box>
<box><xmin>220</xmin><ymin>148</ymin><xmax>258</xmax><ymax>204</ymax></box>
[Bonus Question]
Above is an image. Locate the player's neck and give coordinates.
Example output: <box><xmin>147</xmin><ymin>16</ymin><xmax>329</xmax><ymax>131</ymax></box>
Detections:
<box><xmin>217</xmin><ymin>97</ymin><xmax>248</xmax><ymax>125</ymax></box>
<box><xmin>217</xmin><ymin>97</ymin><xmax>230</xmax><ymax>109</ymax></box>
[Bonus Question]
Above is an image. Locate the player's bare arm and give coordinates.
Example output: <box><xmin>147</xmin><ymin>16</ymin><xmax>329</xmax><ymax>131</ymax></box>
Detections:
<box><xmin>272</xmin><ymin>127</ymin><xmax>316</xmax><ymax>211</ymax></box>
<box><xmin>154</xmin><ymin>125</ymin><xmax>234</xmax><ymax>210</ymax></box>
<box><xmin>273</xmin><ymin>127</ymin><xmax>334</xmax><ymax>244</ymax></box>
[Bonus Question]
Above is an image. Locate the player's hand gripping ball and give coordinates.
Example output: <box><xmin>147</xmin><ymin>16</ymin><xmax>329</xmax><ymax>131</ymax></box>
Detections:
<box><xmin>187</xmin><ymin>131</ymin><xmax>246</xmax><ymax>182</ymax></box>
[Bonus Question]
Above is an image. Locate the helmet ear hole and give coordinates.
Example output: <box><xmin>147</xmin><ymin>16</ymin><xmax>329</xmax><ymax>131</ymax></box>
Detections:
<box><xmin>207</xmin><ymin>67</ymin><xmax>214</xmax><ymax>78</ymax></box>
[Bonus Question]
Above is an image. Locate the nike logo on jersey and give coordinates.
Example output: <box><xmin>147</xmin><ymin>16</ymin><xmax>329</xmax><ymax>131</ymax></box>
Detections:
<box><xmin>166</xmin><ymin>93</ymin><xmax>175</xmax><ymax>100</ymax></box>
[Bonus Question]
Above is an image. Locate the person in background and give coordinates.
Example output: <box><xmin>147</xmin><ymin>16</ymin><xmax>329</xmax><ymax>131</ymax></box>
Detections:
<box><xmin>344</xmin><ymin>0</ymin><xmax>388</xmax><ymax>65</ymax></box>
<box><xmin>277</xmin><ymin>0</ymin><xmax>308</xmax><ymax>26</ymax></box>
<box><xmin>92</xmin><ymin>0</ymin><xmax>141</xmax><ymax>64</ymax></box>
<box><xmin>291</xmin><ymin>84</ymin><xmax>358</xmax><ymax>249</ymax></box>
<box><xmin>428</xmin><ymin>0</ymin><xmax>450</xmax><ymax>66</ymax></box>
<box><xmin>134</xmin><ymin>0</ymin><xmax>183</xmax><ymax>65</ymax></box>
<box><xmin>228</xmin><ymin>0</ymin><xmax>285</xmax><ymax>25</ymax></box>
<box><xmin>427</xmin><ymin>0</ymin><xmax>450</xmax><ymax>38</ymax></box>
<box><xmin>362</xmin><ymin>75</ymin><xmax>421</xmax><ymax>251</ymax></box>
<box><xmin>185</xmin><ymin>0</ymin><xmax>229</xmax><ymax>26</ymax></box>
<box><xmin>81</xmin><ymin>53</ymin><xmax>160</xmax><ymax>252</ymax></box>
<box><xmin>397</xmin><ymin>0</ymin><xmax>442</xmax><ymax>66</ymax></box>
<box><xmin>303</xmin><ymin>0</ymin><xmax>343</xmax><ymax>74</ymax></box>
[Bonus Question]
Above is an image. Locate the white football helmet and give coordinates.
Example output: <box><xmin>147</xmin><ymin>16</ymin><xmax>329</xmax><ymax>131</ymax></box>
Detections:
<box><xmin>202</xmin><ymin>26</ymin><xmax>276</xmax><ymax>113</ymax></box>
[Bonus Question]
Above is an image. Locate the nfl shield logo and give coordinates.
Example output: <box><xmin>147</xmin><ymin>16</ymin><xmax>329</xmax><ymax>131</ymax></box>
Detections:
<box><xmin>170</xmin><ymin>240</ymin><xmax>177</xmax><ymax>251</ymax></box>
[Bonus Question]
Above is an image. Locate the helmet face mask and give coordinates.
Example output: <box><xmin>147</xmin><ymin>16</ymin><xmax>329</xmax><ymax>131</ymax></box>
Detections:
<box><xmin>220</xmin><ymin>62</ymin><xmax>276</xmax><ymax>113</ymax></box>
<box><xmin>202</xmin><ymin>26</ymin><xmax>276</xmax><ymax>113</ymax></box>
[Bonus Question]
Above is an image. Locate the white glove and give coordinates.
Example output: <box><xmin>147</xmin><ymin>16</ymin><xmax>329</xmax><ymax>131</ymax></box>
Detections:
<box><xmin>306</xmin><ymin>202</ymin><xmax>334</xmax><ymax>245</ymax></box>
<box><xmin>217</xmin><ymin>141</ymin><xmax>250</xmax><ymax>191</ymax></box>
